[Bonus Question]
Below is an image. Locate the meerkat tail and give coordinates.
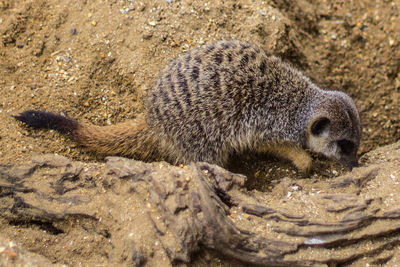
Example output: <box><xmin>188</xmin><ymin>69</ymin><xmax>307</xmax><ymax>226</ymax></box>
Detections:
<box><xmin>13</xmin><ymin>110</ymin><xmax>159</xmax><ymax>160</ymax></box>
<box><xmin>13</xmin><ymin>110</ymin><xmax>79</xmax><ymax>135</ymax></box>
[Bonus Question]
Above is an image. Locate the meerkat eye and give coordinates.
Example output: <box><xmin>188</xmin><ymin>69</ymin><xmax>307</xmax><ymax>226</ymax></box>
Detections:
<box><xmin>337</xmin><ymin>139</ymin><xmax>354</xmax><ymax>155</ymax></box>
<box><xmin>311</xmin><ymin>117</ymin><xmax>330</xmax><ymax>136</ymax></box>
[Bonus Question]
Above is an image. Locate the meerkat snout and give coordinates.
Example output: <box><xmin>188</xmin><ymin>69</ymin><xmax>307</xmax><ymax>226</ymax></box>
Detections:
<box><xmin>306</xmin><ymin>91</ymin><xmax>361</xmax><ymax>169</ymax></box>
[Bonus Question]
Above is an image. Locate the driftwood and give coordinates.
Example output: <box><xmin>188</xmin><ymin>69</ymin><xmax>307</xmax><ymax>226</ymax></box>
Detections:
<box><xmin>1</xmin><ymin>142</ymin><xmax>400</xmax><ymax>266</ymax></box>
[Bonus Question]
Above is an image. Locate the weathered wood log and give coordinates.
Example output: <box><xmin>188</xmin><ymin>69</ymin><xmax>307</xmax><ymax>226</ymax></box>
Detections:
<box><xmin>0</xmin><ymin>142</ymin><xmax>400</xmax><ymax>266</ymax></box>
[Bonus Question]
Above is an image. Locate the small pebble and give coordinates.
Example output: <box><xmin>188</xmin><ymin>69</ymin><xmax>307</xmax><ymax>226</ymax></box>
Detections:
<box><xmin>120</xmin><ymin>8</ymin><xmax>129</xmax><ymax>14</ymax></box>
<box><xmin>70</xmin><ymin>28</ymin><xmax>77</xmax><ymax>35</ymax></box>
<box><xmin>16</xmin><ymin>40</ymin><xmax>25</xmax><ymax>48</ymax></box>
<box><xmin>1</xmin><ymin>247</ymin><xmax>18</xmax><ymax>260</ymax></box>
<box><xmin>291</xmin><ymin>184</ymin><xmax>302</xmax><ymax>191</ymax></box>
<box><xmin>142</xmin><ymin>33</ymin><xmax>153</xmax><ymax>40</ymax></box>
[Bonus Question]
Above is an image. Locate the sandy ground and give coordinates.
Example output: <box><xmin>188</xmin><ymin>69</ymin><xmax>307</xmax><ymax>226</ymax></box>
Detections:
<box><xmin>0</xmin><ymin>0</ymin><xmax>399</xmax><ymax>265</ymax></box>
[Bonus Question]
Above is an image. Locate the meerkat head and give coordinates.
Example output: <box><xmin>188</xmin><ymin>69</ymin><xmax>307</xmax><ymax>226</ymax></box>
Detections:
<box><xmin>306</xmin><ymin>91</ymin><xmax>362</xmax><ymax>169</ymax></box>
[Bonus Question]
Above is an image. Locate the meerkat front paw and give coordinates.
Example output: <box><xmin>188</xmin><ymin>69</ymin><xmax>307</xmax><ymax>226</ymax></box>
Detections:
<box><xmin>292</xmin><ymin>153</ymin><xmax>313</xmax><ymax>174</ymax></box>
<box><xmin>260</xmin><ymin>143</ymin><xmax>313</xmax><ymax>175</ymax></box>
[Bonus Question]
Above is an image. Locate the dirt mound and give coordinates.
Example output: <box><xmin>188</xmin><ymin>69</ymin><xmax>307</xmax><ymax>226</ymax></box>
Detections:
<box><xmin>1</xmin><ymin>142</ymin><xmax>400</xmax><ymax>266</ymax></box>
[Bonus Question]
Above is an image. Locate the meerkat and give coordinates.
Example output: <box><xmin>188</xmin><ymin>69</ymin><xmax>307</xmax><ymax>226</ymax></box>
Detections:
<box><xmin>14</xmin><ymin>40</ymin><xmax>362</xmax><ymax>173</ymax></box>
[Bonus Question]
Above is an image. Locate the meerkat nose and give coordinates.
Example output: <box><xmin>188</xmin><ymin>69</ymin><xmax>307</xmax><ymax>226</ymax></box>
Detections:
<box><xmin>347</xmin><ymin>158</ymin><xmax>359</xmax><ymax>170</ymax></box>
<box><xmin>340</xmin><ymin>156</ymin><xmax>359</xmax><ymax>170</ymax></box>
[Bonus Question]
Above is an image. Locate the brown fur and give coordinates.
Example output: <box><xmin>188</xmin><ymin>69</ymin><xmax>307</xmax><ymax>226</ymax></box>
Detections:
<box><xmin>74</xmin><ymin>115</ymin><xmax>161</xmax><ymax>161</ymax></box>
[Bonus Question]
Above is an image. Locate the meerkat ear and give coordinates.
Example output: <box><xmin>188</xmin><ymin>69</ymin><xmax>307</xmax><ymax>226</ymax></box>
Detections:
<box><xmin>310</xmin><ymin>117</ymin><xmax>330</xmax><ymax>137</ymax></box>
